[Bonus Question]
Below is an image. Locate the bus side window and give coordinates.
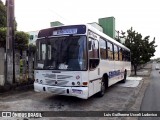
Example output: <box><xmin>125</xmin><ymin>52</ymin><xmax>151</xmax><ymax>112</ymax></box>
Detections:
<box><xmin>107</xmin><ymin>42</ymin><xmax>113</xmax><ymax>60</ymax></box>
<box><xmin>114</xmin><ymin>44</ymin><xmax>119</xmax><ymax>61</ymax></box>
<box><xmin>122</xmin><ymin>49</ymin><xmax>125</xmax><ymax>61</ymax></box>
<box><xmin>48</xmin><ymin>45</ymin><xmax>51</xmax><ymax>60</ymax></box>
<box><xmin>100</xmin><ymin>38</ymin><xmax>107</xmax><ymax>59</ymax></box>
<box><xmin>119</xmin><ymin>47</ymin><xmax>123</xmax><ymax>61</ymax></box>
<box><xmin>128</xmin><ymin>51</ymin><xmax>131</xmax><ymax>61</ymax></box>
<box><xmin>122</xmin><ymin>49</ymin><xmax>130</xmax><ymax>61</ymax></box>
<box><xmin>89</xmin><ymin>38</ymin><xmax>99</xmax><ymax>70</ymax></box>
<box><xmin>117</xmin><ymin>46</ymin><xmax>120</xmax><ymax>60</ymax></box>
<box><xmin>93</xmin><ymin>40</ymin><xmax>99</xmax><ymax>58</ymax></box>
<box><xmin>89</xmin><ymin>38</ymin><xmax>99</xmax><ymax>58</ymax></box>
<box><xmin>126</xmin><ymin>51</ymin><xmax>131</xmax><ymax>61</ymax></box>
<box><xmin>37</xmin><ymin>40</ymin><xmax>40</xmax><ymax>60</ymax></box>
<box><xmin>88</xmin><ymin>41</ymin><xmax>92</xmax><ymax>50</ymax></box>
<box><xmin>41</xmin><ymin>44</ymin><xmax>46</xmax><ymax>60</ymax></box>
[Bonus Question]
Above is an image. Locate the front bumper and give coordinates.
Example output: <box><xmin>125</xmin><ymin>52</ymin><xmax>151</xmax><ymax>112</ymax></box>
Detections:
<box><xmin>34</xmin><ymin>83</ymin><xmax>89</xmax><ymax>99</ymax></box>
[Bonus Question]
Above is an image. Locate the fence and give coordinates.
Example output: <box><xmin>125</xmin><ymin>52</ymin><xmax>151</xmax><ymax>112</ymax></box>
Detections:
<box><xmin>0</xmin><ymin>47</ymin><xmax>35</xmax><ymax>86</ymax></box>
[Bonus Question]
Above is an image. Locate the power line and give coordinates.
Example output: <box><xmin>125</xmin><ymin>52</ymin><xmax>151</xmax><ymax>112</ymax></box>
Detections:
<box><xmin>48</xmin><ymin>9</ymin><xmax>72</xmax><ymax>24</ymax></box>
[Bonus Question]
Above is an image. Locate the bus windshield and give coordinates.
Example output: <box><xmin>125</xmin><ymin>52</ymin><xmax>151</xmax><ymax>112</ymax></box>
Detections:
<box><xmin>36</xmin><ymin>35</ymin><xmax>87</xmax><ymax>71</ymax></box>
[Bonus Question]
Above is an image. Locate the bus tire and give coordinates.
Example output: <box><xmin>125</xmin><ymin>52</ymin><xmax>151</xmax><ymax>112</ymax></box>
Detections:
<box><xmin>121</xmin><ymin>70</ymin><xmax>127</xmax><ymax>83</ymax></box>
<box><xmin>97</xmin><ymin>78</ymin><xmax>107</xmax><ymax>97</ymax></box>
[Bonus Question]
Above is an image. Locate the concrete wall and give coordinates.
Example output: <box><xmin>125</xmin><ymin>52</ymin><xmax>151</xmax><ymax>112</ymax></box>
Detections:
<box><xmin>28</xmin><ymin>52</ymin><xmax>34</xmax><ymax>80</ymax></box>
<box><xmin>0</xmin><ymin>47</ymin><xmax>5</xmax><ymax>86</ymax></box>
<box><xmin>22</xmin><ymin>51</ymin><xmax>27</xmax><ymax>81</ymax></box>
<box><xmin>15</xmin><ymin>50</ymin><xmax>20</xmax><ymax>82</ymax></box>
<box><xmin>6</xmin><ymin>50</ymin><xmax>13</xmax><ymax>84</ymax></box>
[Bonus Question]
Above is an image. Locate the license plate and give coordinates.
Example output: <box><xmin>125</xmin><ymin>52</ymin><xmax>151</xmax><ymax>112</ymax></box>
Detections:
<box><xmin>72</xmin><ymin>89</ymin><xmax>82</xmax><ymax>94</ymax></box>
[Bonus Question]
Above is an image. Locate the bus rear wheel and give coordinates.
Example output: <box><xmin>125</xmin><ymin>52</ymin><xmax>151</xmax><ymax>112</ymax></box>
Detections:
<box><xmin>121</xmin><ymin>70</ymin><xmax>127</xmax><ymax>83</ymax></box>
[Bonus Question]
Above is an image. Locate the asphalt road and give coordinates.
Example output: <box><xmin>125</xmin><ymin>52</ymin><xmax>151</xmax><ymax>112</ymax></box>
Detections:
<box><xmin>139</xmin><ymin>63</ymin><xmax>160</xmax><ymax>120</ymax></box>
<box><xmin>0</xmin><ymin>63</ymin><xmax>152</xmax><ymax>120</ymax></box>
<box><xmin>0</xmin><ymin>77</ymin><xmax>144</xmax><ymax>120</ymax></box>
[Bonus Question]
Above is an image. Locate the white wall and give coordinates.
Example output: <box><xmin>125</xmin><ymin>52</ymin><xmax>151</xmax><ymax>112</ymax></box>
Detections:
<box><xmin>88</xmin><ymin>22</ymin><xmax>103</xmax><ymax>32</ymax></box>
<box><xmin>28</xmin><ymin>31</ymin><xmax>39</xmax><ymax>45</ymax></box>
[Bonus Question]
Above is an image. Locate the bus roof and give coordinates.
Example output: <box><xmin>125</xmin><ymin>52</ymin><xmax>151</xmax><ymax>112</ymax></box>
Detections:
<box><xmin>86</xmin><ymin>24</ymin><xmax>130</xmax><ymax>51</ymax></box>
<box><xmin>38</xmin><ymin>24</ymin><xmax>130</xmax><ymax>51</ymax></box>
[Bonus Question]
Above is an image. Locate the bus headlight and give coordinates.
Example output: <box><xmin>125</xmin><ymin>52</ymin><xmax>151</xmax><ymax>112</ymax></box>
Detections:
<box><xmin>40</xmin><ymin>80</ymin><xmax>43</xmax><ymax>84</ymax></box>
<box><xmin>35</xmin><ymin>79</ymin><xmax>39</xmax><ymax>83</ymax></box>
<box><xmin>72</xmin><ymin>82</ymin><xmax>75</xmax><ymax>85</ymax></box>
<box><xmin>77</xmin><ymin>81</ymin><xmax>80</xmax><ymax>85</ymax></box>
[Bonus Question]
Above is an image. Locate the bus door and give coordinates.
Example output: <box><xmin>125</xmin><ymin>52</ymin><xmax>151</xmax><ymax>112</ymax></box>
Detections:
<box><xmin>88</xmin><ymin>37</ymin><xmax>101</xmax><ymax>96</ymax></box>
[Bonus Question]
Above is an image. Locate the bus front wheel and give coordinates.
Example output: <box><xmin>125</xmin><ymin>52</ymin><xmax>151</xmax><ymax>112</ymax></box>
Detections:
<box><xmin>121</xmin><ymin>70</ymin><xmax>127</xmax><ymax>83</ymax></box>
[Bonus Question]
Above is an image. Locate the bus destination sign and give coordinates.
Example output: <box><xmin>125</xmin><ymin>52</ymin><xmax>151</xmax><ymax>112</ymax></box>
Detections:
<box><xmin>38</xmin><ymin>25</ymin><xmax>86</xmax><ymax>38</ymax></box>
<box><xmin>53</xmin><ymin>28</ymin><xmax>77</xmax><ymax>35</ymax></box>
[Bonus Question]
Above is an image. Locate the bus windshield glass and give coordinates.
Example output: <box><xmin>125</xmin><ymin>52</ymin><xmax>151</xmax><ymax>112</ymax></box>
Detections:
<box><xmin>36</xmin><ymin>35</ymin><xmax>87</xmax><ymax>71</ymax></box>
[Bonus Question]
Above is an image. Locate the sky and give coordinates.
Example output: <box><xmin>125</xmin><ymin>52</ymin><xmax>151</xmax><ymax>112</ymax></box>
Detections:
<box><xmin>2</xmin><ymin>0</ymin><xmax>160</xmax><ymax>58</ymax></box>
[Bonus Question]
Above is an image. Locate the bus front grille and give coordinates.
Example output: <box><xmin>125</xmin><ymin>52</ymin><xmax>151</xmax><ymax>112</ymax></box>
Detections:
<box><xmin>47</xmin><ymin>87</ymin><xmax>66</xmax><ymax>94</ymax></box>
<box><xmin>44</xmin><ymin>80</ymin><xmax>69</xmax><ymax>86</ymax></box>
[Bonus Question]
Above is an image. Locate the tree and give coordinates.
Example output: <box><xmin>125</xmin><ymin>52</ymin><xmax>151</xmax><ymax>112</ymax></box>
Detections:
<box><xmin>0</xmin><ymin>29</ymin><xmax>29</xmax><ymax>50</ymax></box>
<box><xmin>115</xmin><ymin>31</ymin><xmax>121</xmax><ymax>43</ymax></box>
<box><xmin>28</xmin><ymin>44</ymin><xmax>36</xmax><ymax>54</ymax></box>
<box><xmin>0</xmin><ymin>0</ymin><xmax>7</xmax><ymax>27</ymax></box>
<box><xmin>141</xmin><ymin>36</ymin><xmax>157</xmax><ymax>64</ymax></box>
<box><xmin>0</xmin><ymin>27</ymin><xmax>6</xmax><ymax>47</ymax></box>
<box><xmin>0</xmin><ymin>1</ymin><xmax>7</xmax><ymax>47</ymax></box>
<box><xmin>125</xmin><ymin>27</ymin><xmax>157</xmax><ymax>75</ymax></box>
<box><xmin>0</xmin><ymin>0</ymin><xmax>20</xmax><ymax>48</ymax></box>
<box><xmin>15</xmin><ymin>31</ymin><xmax>29</xmax><ymax>51</ymax></box>
<box><xmin>14</xmin><ymin>31</ymin><xmax>29</xmax><ymax>82</ymax></box>
<box><xmin>115</xmin><ymin>30</ymin><xmax>126</xmax><ymax>43</ymax></box>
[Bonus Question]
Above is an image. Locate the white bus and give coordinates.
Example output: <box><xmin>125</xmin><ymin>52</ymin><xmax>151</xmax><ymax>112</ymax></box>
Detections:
<box><xmin>34</xmin><ymin>24</ymin><xmax>131</xmax><ymax>99</ymax></box>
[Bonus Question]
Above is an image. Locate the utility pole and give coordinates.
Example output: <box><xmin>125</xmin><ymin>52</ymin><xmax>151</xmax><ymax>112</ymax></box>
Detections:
<box><xmin>115</xmin><ymin>30</ymin><xmax>121</xmax><ymax>43</ymax></box>
<box><xmin>116</xmin><ymin>30</ymin><xmax>120</xmax><ymax>40</ymax></box>
<box><xmin>6</xmin><ymin>0</ymin><xmax>15</xmax><ymax>84</ymax></box>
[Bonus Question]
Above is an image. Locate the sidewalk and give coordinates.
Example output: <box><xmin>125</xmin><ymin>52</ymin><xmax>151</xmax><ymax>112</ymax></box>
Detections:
<box><xmin>117</xmin><ymin>63</ymin><xmax>151</xmax><ymax>88</ymax></box>
<box><xmin>124</xmin><ymin>63</ymin><xmax>152</xmax><ymax>120</ymax></box>
<box><xmin>131</xmin><ymin>63</ymin><xmax>152</xmax><ymax>76</ymax></box>
<box><xmin>0</xmin><ymin>79</ymin><xmax>34</xmax><ymax>94</ymax></box>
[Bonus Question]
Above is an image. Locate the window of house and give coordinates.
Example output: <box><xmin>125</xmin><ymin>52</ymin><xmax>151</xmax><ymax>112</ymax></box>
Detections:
<box><xmin>30</xmin><ymin>35</ymin><xmax>34</xmax><ymax>40</ymax></box>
